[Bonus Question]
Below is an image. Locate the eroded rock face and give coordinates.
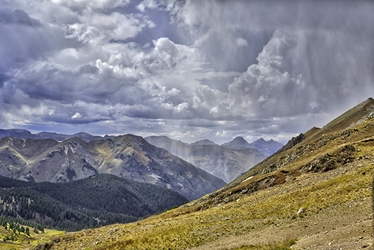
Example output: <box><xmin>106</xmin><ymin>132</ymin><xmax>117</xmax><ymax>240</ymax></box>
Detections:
<box><xmin>276</xmin><ymin>133</ymin><xmax>306</xmax><ymax>154</ymax></box>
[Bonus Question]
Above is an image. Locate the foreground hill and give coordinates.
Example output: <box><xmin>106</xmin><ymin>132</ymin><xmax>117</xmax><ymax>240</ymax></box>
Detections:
<box><xmin>146</xmin><ymin>136</ymin><xmax>266</xmax><ymax>183</ymax></box>
<box><xmin>47</xmin><ymin>98</ymin><xmax>374</xmax><ymax>249</ymax></box>
<box><xmin>0</xmin><ymin>134</ymin><xmax>225</xmax><ymax>200</ymax></box>
<box><xmin>0</xmin><ymin>174</ymin><xmax>187</xmax><ymax>231</ymax></box>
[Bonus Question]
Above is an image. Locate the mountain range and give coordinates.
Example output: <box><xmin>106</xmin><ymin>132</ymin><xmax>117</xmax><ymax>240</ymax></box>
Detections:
<box><xmin>0</xmin><ymin>129</ymin><xmax>282</xmax><ymax>157</ymax></box>
<box><xmin>0</xmin><ymin>129</ymin><xmax>105</xmax><ymax>141</ymax></box>
<box><xmin>145</xmin><ymin>136</ymin><xmax>267</xmax><ymax>183</ymax></box>
<box><xmin>45</xmin><ymin>98</ymin><xmax>374</xmax><ymax>249</ymax></box>
<box><xmin>0</xmin><ymin>129</ymin><xmax>282</xmax><ymax>185</ymax></box>
<box><xmin>0</xmin><ymin>134</ymin><xmax>225</xmax><ymax>200</ymax></box>
<box><xmin>221</xmin><ymin>136</ymin><xmax>283</xmax><ymax>156</ymax></box>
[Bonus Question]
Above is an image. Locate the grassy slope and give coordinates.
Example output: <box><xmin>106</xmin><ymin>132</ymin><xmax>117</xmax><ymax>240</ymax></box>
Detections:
<box><xmin>46</xmin><ymin>99</ymin><xmax>374</xmax><ymax>250</ymax></box>
<box><xmin>0</xmin><ymin>226</ymin><xmax>65</xmax><ymax>250</ymax></box>
<box><xmin>48</xmin><ymin>161</ymin><xmax>371</xmax><ymax>249</ymax></box>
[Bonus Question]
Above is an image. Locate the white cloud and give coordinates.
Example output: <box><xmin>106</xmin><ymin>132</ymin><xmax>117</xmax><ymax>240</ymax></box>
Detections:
<box><xmin>137</xmin><ymin>0</ymin><xmax>158</xmax><ymax>11</ymax></box>
<box><xmin>168</xmin><ymin>88</ymin><xmax>180</xmax><ymax>96</ymax></box>
<box><xmin>71</xmin><ymin>112</ymin><xmax>82</xmax><ymax>119</ymax></box>
<box><xmin>236</xmin><ymin>38</ymin><xmax>248</xmax><ymax>47</ymax></box>
<box><xmin>65</xmin><ymin>23</ymin><xmax>103</xmax><ymax>44</ymax></box>
<box><xmin>226</xmin><ymin>30</ymin><xmax>306</xmax><ymax>118</ymax></box>
<box><xmin>82</xmin><ymin>12</ymin><xmax>150</xmax><ymax>42</ymax></box>
<box><xmin>175</xmin><ymin>102</ymin><xmax>189</xmax><ymax>113</ymax></box>
<box><xmin>51</xmin><ymin>0</ymin><xmax>130</xmax><ymax>12</ymax></box>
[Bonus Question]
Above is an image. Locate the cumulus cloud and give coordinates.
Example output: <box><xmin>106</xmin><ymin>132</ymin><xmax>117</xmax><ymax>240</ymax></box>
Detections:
<box><xmin>1</xmin><ymin>0</ymin><xmax>374</xmax><ymax>144</ymax></box>
<box><xmin>71</xmin><ymin>112</ymin><xmax>82</xmax><ymax>119</ymax></box>
<box><xmin>227</xmin><ymin>30</ymin><xmax>307</xmax><ymax>118</ymax></box>
<box><xmin>51</xmin><ymin>0</ymin><xmax>131</xmax><ymax>12</ymax></box>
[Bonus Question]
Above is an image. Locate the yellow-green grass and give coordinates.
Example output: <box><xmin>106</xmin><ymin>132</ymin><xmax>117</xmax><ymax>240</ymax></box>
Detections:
<box><xmin>31</xmin><ymin>229</ymin><xmax>66</xmax><ymax>245</ymax></box>
<box><xmin>0</xmin><ymin>227</ymin><xmax>65</xmax><ymax>250</ymax></box>
<box><xmin>49</xmin><ymin>160</ymin><xmax>372</xmax><ymax>250</ymax></box>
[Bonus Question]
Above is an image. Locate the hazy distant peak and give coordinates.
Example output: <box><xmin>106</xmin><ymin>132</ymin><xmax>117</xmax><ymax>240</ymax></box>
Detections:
<box><xmin>0</xmin><ymin>129</ymin><xmax>104</xmax><ymax>142</ymax></box>
<box><xmin>147</xmin><ymin>135</ymin><xmax>170</xmax><ymax>140</ymax></box>
<box><xmin>72</xmin><ymin>132</ymin><xmax>91</xmax><ymax>137</ymax></box>
<box><xmin>221</xmin><ymin>136</ymin><xmax>251</xmax><ymax>150</ymax></box>
<box><xmin>254</xmin><ymin>138</ymin><xmax>266</xmax><ymax>143</ymax></box>
<box><xmin>0</xmin><ymin>129</ymin><xmax>33</xmax><ymax>138</ymax></box>
<box><xmin>190</xmin><ymin>139</ymin><xmax>217</xmax><ymax>146</ymax></box>
<box><xmin>248</xmin><ymin>137</ymin><xmax>283</xmax><ymax>156</ymax></box>
<box><xmin>225</xmin><ymin>136</ymin><xmax>249</xmax><ymax>145</ymax></box>
<box><xmin>232</xmin><ymin>136</ymin><xmax>247</xmax><ymax>141</ymax></box>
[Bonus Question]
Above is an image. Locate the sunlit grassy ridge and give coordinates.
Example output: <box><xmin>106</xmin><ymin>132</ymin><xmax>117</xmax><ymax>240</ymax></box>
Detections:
<box><xmin>47</xmin><ymin>159</ymin><xmax>371</xmax><ymax>249</ymax></box>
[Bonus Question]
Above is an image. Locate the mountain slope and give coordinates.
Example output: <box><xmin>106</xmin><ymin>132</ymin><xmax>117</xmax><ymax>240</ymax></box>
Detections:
<box><xmin>0</xmin><ymin>135</ymin><xmax>225</xmax><ymax>200</ymax></box>
<box><xmin>146</xmin><ymin>136</ymin><xmax>266</xmax><ymax>183</ymax></box>
<box><xmin>90</xmin><ymin>135</ymin><xmax>226</xmax><ymax>200</ymax></box>
<box><xmin>48</xmin><ymin>98</ymin><xmax>374</xmax><ymax>249</ymax></box>
<box><xmin>0</xmin><ymin>174</ymin><xmax>187</xmax><ymax>231</ymax></box>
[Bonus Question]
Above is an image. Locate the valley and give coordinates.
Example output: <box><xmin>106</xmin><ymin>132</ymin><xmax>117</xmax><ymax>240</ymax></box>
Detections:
<box><xmin>145</xmin><ymin>136</ymin><xmax>271</xmax><ymax>183</ymax></box>
<box><xmin>0</xmin><ymin>174</ymin><xmax>188</xmax><ymax>232</ymax></box>
<box><xmin>42</xmin><ymin>98</ymin><xmax>374</xmax><ymax>249</ymax></box>
<box><xmin>1</xmin><ymin>1</ymin><xmax>373</xmax><ymax>249</ymax></box>
<box><xmin>0</xmin><ymin>98</ymin><xmax>373</xmax><ymax>249</ymax></box>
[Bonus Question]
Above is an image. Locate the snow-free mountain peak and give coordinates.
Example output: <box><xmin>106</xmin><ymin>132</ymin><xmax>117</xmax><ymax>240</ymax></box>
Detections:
<box><xmin>190</xmin><ymin>139</ymin><xmax>217</xmax><ymax>146</ymax></box>
<box><xmin>221</xmin><ymin>136</ymin><xmax>251</xmax><ymax>150</ymax></box>
<box><xmin>0</xmin><ymin>129</ymin><xmax>104</xmax><ymax>141</ymax></box>
<box><xmin>248</xmin><ymin>137</ymin><xmax>283</xmax><ymax>156</ymax></box>
<box><xmin>221</xmin><ymin>136</ymin><xmax>283</xmax><ymax>156</ymax></box>
<box><xmin>0</xmin><ymin>134</ymin><xmax>225</xmax><ymax>201</ymax></box>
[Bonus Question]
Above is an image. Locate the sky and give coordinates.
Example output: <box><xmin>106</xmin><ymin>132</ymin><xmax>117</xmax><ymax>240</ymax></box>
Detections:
<box><xmin>1</xmin><ymin>0</ymin><xmax>374</xmax><ymax>144</ymax></box>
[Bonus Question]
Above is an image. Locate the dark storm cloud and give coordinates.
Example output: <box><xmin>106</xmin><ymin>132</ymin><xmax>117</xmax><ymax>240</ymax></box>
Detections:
<box><xmin>179</xmin><ymin>0</ymin><xmax>374</xmax><ymax>117</ymax></box>
<box><xmin>0</xmin><ymin>8</ymin><xmax>41</xmax><ymax>26</ymax></box>
<box><xmin>0</xmin><ymin>73</ymin><xmax>11</xmax><ymax>89</ymax></box>
<box><xmin>1</xmin><ymin>0</ymin><xmax>374</xmax><ymax>144</ymax></box>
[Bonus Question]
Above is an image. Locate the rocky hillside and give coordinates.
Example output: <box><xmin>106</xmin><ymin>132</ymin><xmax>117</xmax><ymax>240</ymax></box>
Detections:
<box><xmin>0</xmin><ymin>134</ymin><xmax>225</xmax><ymax>200</ymax></box>
<box><xmin>46</xmin><ymin>98</ymin><xmax>374</xmax><ymax>249</ymax></box>
<box><xmin>146</xmin><ymin>136</ymin><xmax>266</xmax><ymax>183</ymax></box>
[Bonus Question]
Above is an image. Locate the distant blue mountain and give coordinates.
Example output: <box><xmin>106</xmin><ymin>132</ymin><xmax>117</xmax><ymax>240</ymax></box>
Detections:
<box><xmin>0</xmin><ymin>129</ymin><xmax>106</xmax><ymax>141</ymax></box>
<box><xmin>222</xmin><ymin>136</ymin><xmax>283</xmax><ymax>156</ymax></box>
